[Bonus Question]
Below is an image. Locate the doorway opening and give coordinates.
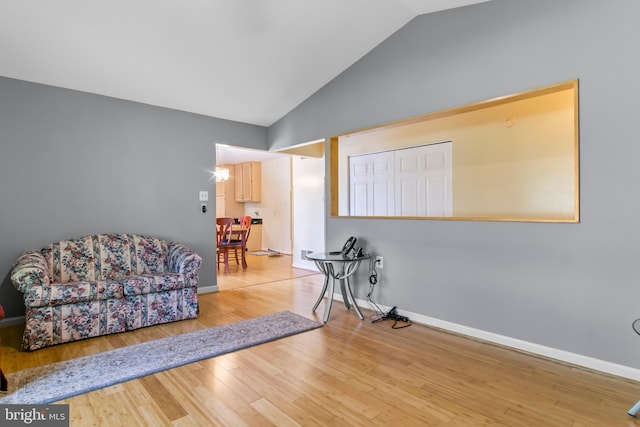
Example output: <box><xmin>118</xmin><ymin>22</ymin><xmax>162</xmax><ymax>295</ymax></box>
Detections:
<box><xmin>215</xmin><ymin>140</ymin><xmax>326</xmax><ymax>290</ymax></box>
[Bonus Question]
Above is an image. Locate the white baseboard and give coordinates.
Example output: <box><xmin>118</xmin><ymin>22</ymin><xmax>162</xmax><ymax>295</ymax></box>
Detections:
<box><xmin>334</xmin><ymin>295</ymin><xmax>640</xmax><ymax>382</ymax></box>
<box><xmin>198</xmin><ymin>285</ymin><xmax>218</xmax><ymax>294</ymax></box>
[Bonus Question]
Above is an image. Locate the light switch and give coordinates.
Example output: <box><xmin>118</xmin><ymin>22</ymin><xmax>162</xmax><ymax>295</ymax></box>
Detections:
<box><xmin>199</xmin><ymin>191</ymin><xmax>209</xmax><ymax>202</ymax></box>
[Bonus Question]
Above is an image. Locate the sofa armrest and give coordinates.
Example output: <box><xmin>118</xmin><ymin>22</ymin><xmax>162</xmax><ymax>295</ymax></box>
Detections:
<box><xmin>10</xmin><ymin>251</ymin><xmax>51</xmax><ymax>293</ymax></box>
<box><xmin>168</xmin><ymin>243</ymin><xmax>202</xmax><ymax>275</ymax></box>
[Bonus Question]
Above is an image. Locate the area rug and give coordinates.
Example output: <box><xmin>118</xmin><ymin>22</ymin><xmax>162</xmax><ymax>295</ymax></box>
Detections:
<box><xmin>0</xmin><ymin>311</ymin><xmax>322</xmax><ymax>404</ymax></box>
<box><xmin>249</xmin><ymin>250</ymin><xmax>282</xmax><ymax>256</ymax></box>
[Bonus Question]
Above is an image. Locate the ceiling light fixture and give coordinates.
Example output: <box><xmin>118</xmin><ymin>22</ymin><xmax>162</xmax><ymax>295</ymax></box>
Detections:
<box><xmin>214</xmin><ymin>144</ymin><xmax>229</xmax><ymax>183</ymax></box>
<box><xmin>214</xmin><ymin>165</ymin><xmax>230</xmax><ymax>182</ymax></box>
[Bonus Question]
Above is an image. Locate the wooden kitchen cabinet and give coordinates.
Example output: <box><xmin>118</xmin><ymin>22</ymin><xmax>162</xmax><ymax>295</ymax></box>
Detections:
<box><xmin>234</xmin><ymin>162</ymin><xmax>262</xmax><ymax>202</ymax></box>
<box><xmin>246</xmin><ymin>223</ymin><xmax>262</xmax><ymax>252</ymax></box>
<box><xmin>216</xmin><ymin>164</ymin><xmax>245</xmax><ymax>218</ymax></box>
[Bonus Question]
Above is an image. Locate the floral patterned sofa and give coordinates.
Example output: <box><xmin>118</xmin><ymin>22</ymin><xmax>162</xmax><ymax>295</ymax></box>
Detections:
<box><xmin>10</xmin><ymin>233</ymin><xmax>202</xmax><ymax>350</ymax></box>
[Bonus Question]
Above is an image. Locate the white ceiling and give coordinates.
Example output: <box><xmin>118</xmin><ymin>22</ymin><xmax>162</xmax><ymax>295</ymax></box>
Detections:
<box><xmin>0</xmin><ymin>0</ymin><xmax>491</xmax><ymax>128</ymax></box>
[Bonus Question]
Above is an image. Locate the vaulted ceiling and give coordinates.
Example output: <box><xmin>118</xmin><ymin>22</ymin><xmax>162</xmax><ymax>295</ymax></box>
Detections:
<box><xmin>0</xmin><ymin>0</ymin><xmax>491</xmax><ymax>127</ymax></box>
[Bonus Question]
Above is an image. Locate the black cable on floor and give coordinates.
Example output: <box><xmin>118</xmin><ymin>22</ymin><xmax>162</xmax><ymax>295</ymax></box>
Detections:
<box><xmin>366</xmin><ymin>259</ymin><xmax>411</xmax><ymax>329</ymax></box>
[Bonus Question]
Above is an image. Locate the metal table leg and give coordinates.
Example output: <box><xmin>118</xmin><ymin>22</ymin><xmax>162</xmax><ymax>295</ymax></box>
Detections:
<box><xmin>335</xmin><ymin>260</ymin><xmax>364</xmax><ymax>320</ymax></box>
<box><xmin>310</xmin><ymin>257</ymin><xmax>366</xmax><ymax>322</ymax></box>
<box><xmin>322</xmin><ymin>264</ymin><xmax>336</xmax><ymax>323</ymax></box>
<box><xmin>343</xmin><ymin>275</ymin><xmax>364</xmax><ymax>320</ymax></box>
<box><xmin>339</xmin><ymin>278</ymin><xmax>351</xmax><ymax>310</ymax></box>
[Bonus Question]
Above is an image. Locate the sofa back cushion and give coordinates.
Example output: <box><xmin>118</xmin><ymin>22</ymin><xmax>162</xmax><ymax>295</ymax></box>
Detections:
<box><xmin>130</xmin><ymin>235</ymin><xmax>169</xmax><ymax>276</ymax></box>
<box><xmin>43</xmin><ymin>234</ymin><xmax>169</xmax><ymax>283</ymax></box>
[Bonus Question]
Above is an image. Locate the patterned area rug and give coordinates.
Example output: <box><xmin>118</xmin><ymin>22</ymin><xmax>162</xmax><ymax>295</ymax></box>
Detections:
<box><xmin>249</xmin><ymin>250</ymin><xmax>282</xmax><ymax>256</ymax></box>
<box><xmin>0</xmin><ymin>311</ymin><xmax>322</xmax><ymax>404</ymax></box>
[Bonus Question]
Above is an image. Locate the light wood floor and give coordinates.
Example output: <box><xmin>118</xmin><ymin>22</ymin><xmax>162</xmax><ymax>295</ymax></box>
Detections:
<box><xmin>215</xmin><ymin>253</ymin><xmax>317</xmax><ymax>291</ymax></box>
<box><xmin>2</xmin><ymin>254</ymin><xmax>640</xmax><ymax>426</ymax></box>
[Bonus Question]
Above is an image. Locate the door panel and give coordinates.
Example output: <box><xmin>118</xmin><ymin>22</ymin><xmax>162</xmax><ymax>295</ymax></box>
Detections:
<box><xmin>349</xmin><ymin>151</ymin><xmax>394</xmax><ymax>216</ymax></box>
<box><xmin>350</xmin><ymin>142</ymin><xmax>451</xmax><ymax>217</ymax></box>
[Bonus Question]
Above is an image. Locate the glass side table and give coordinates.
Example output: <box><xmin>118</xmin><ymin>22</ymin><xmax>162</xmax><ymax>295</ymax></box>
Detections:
<box><xmin>307</xmin><ymin>252</ymin><xmax>371</xmax><ymax>323</ymax></box>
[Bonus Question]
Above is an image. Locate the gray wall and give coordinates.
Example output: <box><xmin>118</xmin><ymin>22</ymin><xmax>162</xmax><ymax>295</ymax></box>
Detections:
<box><xmin>0</xmin><ymin>76</ymin><xmax>267</xmax><ymax>317</ymax></box>
<box><xmin>269</xmin><ymin>0</ymin><xmax>640</xmax><ymax>368</ymax></box>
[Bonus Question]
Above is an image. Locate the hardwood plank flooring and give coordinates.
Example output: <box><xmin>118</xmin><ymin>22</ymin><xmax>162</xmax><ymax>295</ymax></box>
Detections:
<box><xmin>216</xmin><ymin>253</ymin><xmax>317</xmax><ymax>290</ymax></box>
<box><xmin>1</xmin><ymin>254</ymin><xmax>640</xmax><ymax>426</ymax></box>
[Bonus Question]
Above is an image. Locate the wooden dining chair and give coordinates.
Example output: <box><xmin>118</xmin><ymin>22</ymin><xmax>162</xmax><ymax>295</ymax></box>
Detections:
<box><xmin>216</xmin><ymin>217</ymin><xmax>235</xmax><ymax>273</ymax></box>
<box><xmin>229</xmin><ymin>216</ymin><xmax>251</xmax><ymax>269</ymax></box>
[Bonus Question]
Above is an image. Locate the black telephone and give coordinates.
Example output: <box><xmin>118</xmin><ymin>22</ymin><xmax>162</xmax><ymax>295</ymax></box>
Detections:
<box><xmin>330</xmin><ymin>236</ymin><xmax>357</xmax><ymax>256</ymax></box>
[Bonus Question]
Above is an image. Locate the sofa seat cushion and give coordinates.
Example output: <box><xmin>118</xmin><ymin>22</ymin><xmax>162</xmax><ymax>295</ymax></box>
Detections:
<box><xmin>119</xmin><ymin>273</ymin><xmax>190</xmax><ymax>296</ymax></box>
<box><xmin>23</xmin><ymin>280</ymin><xmax>124</xmax><ymax>308</ymax></box>
<box><xmin>23</xmin><ymin>300</ymin><xmax>129</xmax><ymax>350</ymax></box>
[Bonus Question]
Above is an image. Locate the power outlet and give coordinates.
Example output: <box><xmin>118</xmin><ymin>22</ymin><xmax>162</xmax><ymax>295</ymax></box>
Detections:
<box><xmin>375</xmin><ymin>256</ymin><xmax>384</xmax><ymax>269</ymax></box>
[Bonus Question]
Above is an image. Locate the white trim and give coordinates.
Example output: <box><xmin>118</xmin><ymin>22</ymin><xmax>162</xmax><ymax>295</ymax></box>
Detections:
<box><xmin>198</xmin><ymin>285</ymin><xmax>219</xmax><ymax>294</ymax></box>
<box><xmin>334</xmin><ymin>295</ymin><xmax>640</xmax><ymax>381</ymax></box>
